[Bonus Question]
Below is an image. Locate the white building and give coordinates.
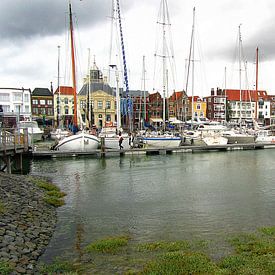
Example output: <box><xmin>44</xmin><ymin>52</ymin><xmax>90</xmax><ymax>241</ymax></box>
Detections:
<box><xmin>0</xmin><ymin>88</ymin><xmax>32</xmax><ymax>122</ymax></box>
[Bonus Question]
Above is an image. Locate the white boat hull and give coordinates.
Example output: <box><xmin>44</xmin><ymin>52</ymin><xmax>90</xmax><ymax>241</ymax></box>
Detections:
<box><xmin>203</xmin><ymin>136</ymin><xmax>228</xmax><ymax>146</ymax></box>
<box><xmin>143</xmin><ymin>136</ymin><xmax>181</xmax><ymax>148</ymax></box>
<box><xmin>54</xmin><ymin>132</ymin><xmax>99</xmax><ymax>151</ymax></box>
<box><xmin>255</xmin><ymin>136</ymin><xmax>275</xmax><ymax>144</ymax></box>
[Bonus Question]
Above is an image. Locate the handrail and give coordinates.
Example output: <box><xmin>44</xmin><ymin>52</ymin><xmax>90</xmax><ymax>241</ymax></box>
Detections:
<box><xmin>0</xmin><ymin>128</ymin><xmax>29</xmax><ymax>153</ymax></box>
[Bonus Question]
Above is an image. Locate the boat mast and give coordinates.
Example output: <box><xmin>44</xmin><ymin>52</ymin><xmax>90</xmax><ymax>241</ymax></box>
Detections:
<box><xmin>255</xmin><ymin>47</ymin><xmax>259</xmax><ymax>121</ymax></box>
<box><xmin>162</xmin><ymin>0</ymin><xmax>167</xmax><ymax>130</ymax></box>
<box><xmin>191</xmin><ymin>7</ymin><xmax>195</xmax><ymax>124</ymax></box>
<box><xmin>57</xmin><ymin>45</ymin><xmax>61</xmax><ymax>128</ymax></box>
<box><xmin>69</xmin><ymin>3</ymin><xmax>78</xmax><ymax>128</ymax></box>
<box><xmin>87</xmin><ymin>48</ymin><xmax>91</xmax><ymax>128</ymax></box>
<box><xmin>142</xmin><ymin>56</ymin><xmax>146</xmax><ymax>129</ymax></box>
<box><xmin>224</xmin><ymin>66</ymin><xmax>227</xmax><ymax>122</ymax></box>
<box><xmin>238</xmin><ymin>24</ymin><xmax>242</xmax><ymax>125</ymax></box>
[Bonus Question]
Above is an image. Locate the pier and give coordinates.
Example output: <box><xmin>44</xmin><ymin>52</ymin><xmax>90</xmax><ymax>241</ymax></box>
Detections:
<box><xmin>31</xmin><ymin>142</ymin><xmax>274</xmax><ymax>159</ymax></box>
<box><xmin>0</xmin><ymin>128</ymin><xmax>29</xmax><ymax>173</ymax></box>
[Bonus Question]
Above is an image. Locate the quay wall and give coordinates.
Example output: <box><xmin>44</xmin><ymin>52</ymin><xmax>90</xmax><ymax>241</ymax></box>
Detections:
<box><xmin>0</xmin><ymin>173</ymin><xmax>57</xmax><ymax>274</ymax></box>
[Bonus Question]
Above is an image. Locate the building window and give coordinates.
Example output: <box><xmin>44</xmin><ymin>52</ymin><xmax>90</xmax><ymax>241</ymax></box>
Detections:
<box><xmin>24</xmin><ymin>94</ymin><xmax>29</xmax><ymax>102</ymax></box>
<box><xmin>47</xmin><ymin>100</ymin><xmax>53</xmax><ymax>105</ymax></box>
<box><xmin>48</xmin><ymin>108</ymin><xmax>53</xmax><ymax>115</ymax></box>
<box><xmin>0</xmin><ymin>93</ymin><xmax>10</xmax><ymax>102</ymax></box>
<box><xmin>25</xmin><ymin>106</ymin><xmax>30</xmax><ymax>113</ymax></box>
<box><xmin>33</xmin><ymin>107</ymin><xmax>38</xmax><ymax>114</ymax></box>
<box><xmin>106</xmin><ymin>101</ymin><xmax>111</xmax><ymax>109</ymax></box>
<box><xmin>106</xmin><ymin>114</ymin><xmax>111</xmax><ymax>121</ymax></box>
<box><xmin>98</xmin><ymin>114</ymin><xmax>102</xmax><ymax>118</ymax></box>
<box><xmin>13</xmin><ymin>93</ymin><xmax>22</xmax><ymax>101</ymax></box>
<box><xmin>64</xmin><ymin>98</ymin><xmax>68</xmax><ymax>104</ymax></box>
<box><xmin>80</xmin><ymin>100</ymin><xmax>86</xmax><ymax>110</ymax></box>
<box><xmin>32</xmin><ymin>99</ymin><xmax>38</xmax><ymax>105</ymax></box>
<box><xmin>2</xmin><ymin>105</ymin><xmax>10</xmax><ymax>112</ymax></box>
<box><xmin>98</xmin><ymin>101</ymin><xmax>103</xmax><ymax>109</ymax></box>
<box><xmin>40</xmin><ymin>99</ymin><xmax>46</xmax><ymax>105</ymax></box>
<box><xmin>197</xmin><ymin>104</ymin><xmax>201</xmax><ymax>110</ymax></box>
<box><xmin>65</xmin><ymin>106</ymin><xmax>69</xmax><ymax>115</ymax></box>
<box><xmin>40</xmin><ymin>108</ymin><xmax>46</xmax><ymax>115</ymax></box>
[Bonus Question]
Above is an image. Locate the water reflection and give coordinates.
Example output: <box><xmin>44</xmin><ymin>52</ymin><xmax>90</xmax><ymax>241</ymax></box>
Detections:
<box><xmin>34</xmin><ymin>150</ymin><xmax>275</xmax><ymax>261</ymax></box>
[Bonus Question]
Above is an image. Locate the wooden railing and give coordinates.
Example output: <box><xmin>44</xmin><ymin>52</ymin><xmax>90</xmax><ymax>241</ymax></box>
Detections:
<box><xmin>0</xmin><ymin>128</ymin><xmax>29</xmax><ymax>153</ymax></box>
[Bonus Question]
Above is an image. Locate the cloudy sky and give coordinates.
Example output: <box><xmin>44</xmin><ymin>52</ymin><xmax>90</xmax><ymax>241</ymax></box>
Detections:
<box><xmin>1</xmin><ymin>0</ymin><xmax>275</xmax><ymax>97</ymax></box>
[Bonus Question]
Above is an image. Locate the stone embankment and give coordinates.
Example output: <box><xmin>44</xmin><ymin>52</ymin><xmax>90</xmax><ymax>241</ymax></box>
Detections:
<box><xmin>0</xmin><ymin>173</ymin><xmax>57</xmax><ymax>274</ymax></box>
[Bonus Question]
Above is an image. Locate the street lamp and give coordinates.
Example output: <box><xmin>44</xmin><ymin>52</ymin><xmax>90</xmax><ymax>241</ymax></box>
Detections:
<box><xmin>109</xmin><ymin>65</ymin><xmax>121</xmax><ymax>131</ymax></box>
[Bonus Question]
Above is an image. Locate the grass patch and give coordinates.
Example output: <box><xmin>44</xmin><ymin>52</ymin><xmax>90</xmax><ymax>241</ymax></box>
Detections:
<box><xmin>85</xmin><ymin>235</ymin><xmax>130</xmax><ymax>254</ymax></box>
<box><xmin>46</xmin><ymin>190</ymin><xmax>66</xmax><ymax>198</ymax></box>
<box><xmin>29</xmin><ymin>176</ymin><xmax>66</xmax><ymax>207</ymax></box>
<box><xmin>230</xmin><ymin>232</ymin><xmax>275</xmax><ymax>256</ymax></box>
<box><xmin>38</xmin><ymin>259</ymin><xmax>76</xmax><ymax>274</ymax></box>
<box><xmin>0</xmin><ymin>201</ymin><xmax>6</xmax><ymax>214</ymax></box>
<box><xmin>29</xmin><ymin>176</ymin><xmax>59</xmax><ymax>192</ymax></box>
<box><xmin>0</xmin><ymin>261</ymin><xmax>13</xmax><ymax>275</ymax></box>
<box><xmin>141</xmin><ymin>251</ymin><xmax>219</xmax><ymax>274</ymax></box>
<box><xmin>259</xmin><ymin>226</ymin><xmax>275</xmax><ymax>237</ymax></box>
<box><xmin>138</xmin><ymin>240</ymin><xmax>191</xmax><ymax>252</ymax></box>
<box><xmin>44</xmin><ymin>196</ymin><xmax>65</xmax><ymax>207</ymax></box>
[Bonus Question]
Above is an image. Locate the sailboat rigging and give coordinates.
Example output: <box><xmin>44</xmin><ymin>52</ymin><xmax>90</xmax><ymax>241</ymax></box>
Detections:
<box><xmin>54</xmin><ymin>2</ymin><xmax>99</xmax><ymax>151</ymax></box>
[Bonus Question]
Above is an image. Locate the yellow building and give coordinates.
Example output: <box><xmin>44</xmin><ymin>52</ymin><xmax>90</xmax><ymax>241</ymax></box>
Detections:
<box><xmin>187</xmin><ymin>96</ymin><xmax>207</xmax><ymax>119</ymax></box>
<box><xmin>78</xmin><ymin>90</ymin><xmax>116</xmax><ymax>128</ymax></box>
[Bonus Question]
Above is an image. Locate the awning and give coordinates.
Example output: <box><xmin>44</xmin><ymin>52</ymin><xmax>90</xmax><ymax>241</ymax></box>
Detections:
<box><xmin>150</xmin><ymin>118</ymin><xmax>163</xmax><ymax>123</ymax></box>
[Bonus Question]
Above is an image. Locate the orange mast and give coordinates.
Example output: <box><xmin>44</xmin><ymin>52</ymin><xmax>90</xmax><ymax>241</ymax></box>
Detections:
<box><xmin>69</xmin><ymin>3</ymin><xmax>78</xmax><ymax>127</ymax></box>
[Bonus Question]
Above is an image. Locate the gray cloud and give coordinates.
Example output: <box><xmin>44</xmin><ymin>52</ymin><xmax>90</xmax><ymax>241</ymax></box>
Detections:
<box><xmin>0</xmin><ymin>0</ymin><xmax>133</xmax><ymax>41</ymax></box>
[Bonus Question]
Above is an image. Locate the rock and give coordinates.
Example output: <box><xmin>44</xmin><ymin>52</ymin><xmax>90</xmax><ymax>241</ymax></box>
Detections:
<box><xmin>15</xmin><ymin>266</ymin><xmax>27</xmax><ymax>274</ymax></box>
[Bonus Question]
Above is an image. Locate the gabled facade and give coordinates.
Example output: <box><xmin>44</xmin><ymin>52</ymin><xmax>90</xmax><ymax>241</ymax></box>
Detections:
<box><xmin>53</xmin><ymin>86</ymin><xmax>74</xmax><ymax>126</ymax></box>
<box><xmin>31</xmin><ymin>87</ymin><xmax>54</xmax><ymax>125</ymax></box>
<box><xmin>168</xmin><ymin>90</ymin><xmax>188</xmax><ymax>122</ymax></box>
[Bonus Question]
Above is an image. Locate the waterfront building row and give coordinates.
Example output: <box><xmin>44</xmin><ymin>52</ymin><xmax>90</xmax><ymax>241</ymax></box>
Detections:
<box><xmin>1</xmin><ymin>63</ymin><xmax>275</xmax><ymax>128</ymax></box>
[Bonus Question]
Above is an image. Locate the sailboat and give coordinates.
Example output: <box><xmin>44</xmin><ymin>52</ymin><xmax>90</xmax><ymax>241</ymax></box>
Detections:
<box><xmin>54</xmin><ymin>2</ymin><xmax>100</xmax><ymax>152</ymax></box>
<box><xmin>143</xmin><ymin>0</ymin><xmax>181</xmax><ymax>148</ymax></box>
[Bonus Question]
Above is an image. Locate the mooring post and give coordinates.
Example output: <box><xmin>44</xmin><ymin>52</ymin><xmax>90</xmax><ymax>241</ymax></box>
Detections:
<box><xmin>100</xmin><ymin>137</ymin><xmax>106</xmax><ymax>158</ymax></box>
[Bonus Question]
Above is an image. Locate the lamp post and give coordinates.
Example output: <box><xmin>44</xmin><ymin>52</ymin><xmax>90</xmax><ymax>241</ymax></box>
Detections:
<box><xmin>109</xmin><ymin>64</ymin><xmax>121</xmax><ymax>131</ymax></box>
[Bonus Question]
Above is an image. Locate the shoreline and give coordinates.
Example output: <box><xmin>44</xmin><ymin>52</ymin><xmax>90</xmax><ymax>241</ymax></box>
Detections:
<box><xmin>0</xmin><ymin>173</ymin><xmax>58</xmax><ymax>274</ymax></box>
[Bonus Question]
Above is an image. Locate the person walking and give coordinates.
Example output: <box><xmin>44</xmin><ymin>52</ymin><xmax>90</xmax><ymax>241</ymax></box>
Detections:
<box><xmin>118</xmin><ymin>132</ymin><xmax>124</xmax><ymax>149</ymax></box>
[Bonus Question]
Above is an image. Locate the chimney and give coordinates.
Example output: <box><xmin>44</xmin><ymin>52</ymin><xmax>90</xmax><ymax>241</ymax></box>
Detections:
<box><xmin>211</xmin><ymin>88</ymin><xmax>214</xmax><ymax>96</ymax></box>
<box><xmin>50</xmin><ymin>82</ymin><xmax>53</xmax><ymax>93</ymax></box>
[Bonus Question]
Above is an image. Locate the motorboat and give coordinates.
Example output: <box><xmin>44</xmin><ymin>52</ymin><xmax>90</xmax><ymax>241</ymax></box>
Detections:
<box><xmin>50</xmin><ymin>128</ymin><xmax>70</xmax><ymax>141</ymax></box>
<box><xmin>255</xmin><ymin>130</ymin><xmax>275</xmax><ymax>144</ymax></box>
<box><xmin>222</xmin><ymin>130</ymin><xmax>255</xmax><ymax>144</ymax></box>
<box><xmin>18</xmin><ymin>121</ymin><xmax>43</xmax><ymax>143</ymax></box>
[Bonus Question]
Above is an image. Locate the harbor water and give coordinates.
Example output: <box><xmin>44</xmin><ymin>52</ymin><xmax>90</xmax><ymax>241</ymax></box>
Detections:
<box><xmin>30</xmin><ymin>150</ymin><xmax>275</xmax><ymax>261</ymax></box>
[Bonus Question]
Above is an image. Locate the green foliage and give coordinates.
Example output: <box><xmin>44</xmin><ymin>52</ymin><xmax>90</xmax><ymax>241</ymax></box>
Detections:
<box><xmin>85</xmin><ymin>235</ymin><xmax>130</xmax><ymax>254</ymax></box>
<box><xmin>141</xmin><ymin>251</ymin><xmax>218</xmax><ymax>274</ymax></box>
<box><xmin>138</xmin><ymin>240</ymin><xmax>191</xmax><ymax>252</ymax></box>
<box><xmin>38</xmin><ymin>259</ymin><xmax>75</xmax><ymax>274</ymax></box>
<box><xmin>0</xmin><ymin>261</ymin><xmax>13</xmax><ymax>275</ymax></box>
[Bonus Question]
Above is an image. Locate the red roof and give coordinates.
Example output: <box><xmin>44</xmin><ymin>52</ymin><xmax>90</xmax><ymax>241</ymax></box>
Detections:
<box><xmin>225</xmin><ymin>89</ymin><xmax>268</xmax><ymax>101</ymax></box>
<box><xmin>188</xmin><ymin>96</ymin><xmax>201</xmax><ymax>102</ymax></box>
<box><xmin>54</xmin><ymin>86</ymin><xmax>74</xmax><ymax>95</ymax></box>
